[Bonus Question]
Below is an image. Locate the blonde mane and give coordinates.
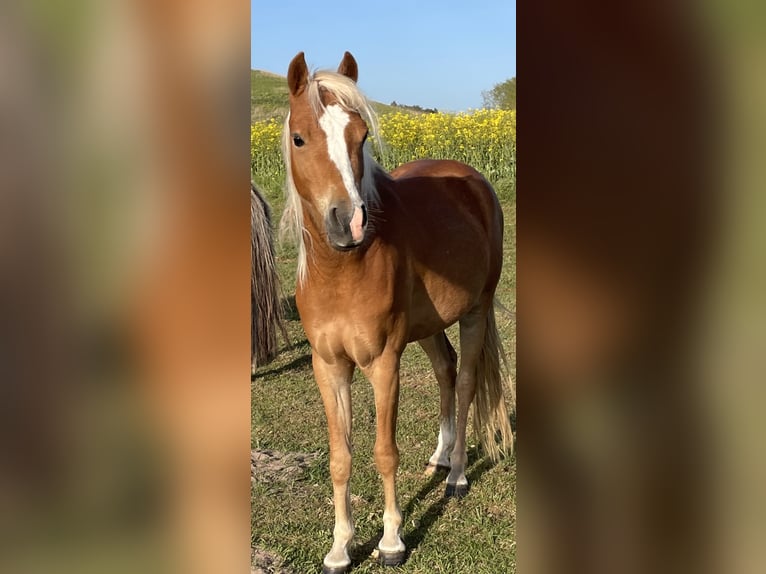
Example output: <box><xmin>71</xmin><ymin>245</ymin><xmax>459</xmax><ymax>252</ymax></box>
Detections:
<box><xmin>279</xmin><ymin>70</ymin><xmax>387</xmax><ymax>285</ymax></box>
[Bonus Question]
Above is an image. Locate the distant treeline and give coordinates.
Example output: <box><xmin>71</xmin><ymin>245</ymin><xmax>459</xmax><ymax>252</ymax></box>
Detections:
<box><xmin>390</xmin><ymin>101</ymin><xmax>438</xmax><ymax>114</ymax></box>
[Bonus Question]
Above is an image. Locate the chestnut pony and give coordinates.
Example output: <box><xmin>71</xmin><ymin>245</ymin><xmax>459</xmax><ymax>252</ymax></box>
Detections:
<box><xmin>281</xmin><ymin>51</ymin><xmax>513</xmax><ymax>573</ymax></box>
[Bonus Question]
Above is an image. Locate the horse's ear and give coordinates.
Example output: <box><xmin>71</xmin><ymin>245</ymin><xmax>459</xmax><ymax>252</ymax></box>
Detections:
<box><xmin>287</xmin><ymin>52</ymin><xmax>309</xmax><ymax>96</ymax></box>
<box><xmin>337</xmin><ymin>51</ymin><xmax>358</xmax><ymax>83</ymax></box>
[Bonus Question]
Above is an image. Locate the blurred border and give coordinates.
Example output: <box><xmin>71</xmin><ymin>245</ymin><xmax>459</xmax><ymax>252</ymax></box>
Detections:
<box><xmin>4</xmin><ymin>0</ymin><xmax>766</xmax><ymax>573</ymax></box>
<box><xmin>0</xmin><ymin>1</ymin><xmax>250</xmax><ymax>573</ymax></box>
<box><xmin>519</xmin><ymin>0</ymin><xmax>765</xmax><ymax>573</ymax></box>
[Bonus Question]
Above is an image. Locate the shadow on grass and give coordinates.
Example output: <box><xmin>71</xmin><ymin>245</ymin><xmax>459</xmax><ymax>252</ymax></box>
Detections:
<box><xmin>348</xmin><ymin>446</ymin><xmax>496</xmax><ymax>569</ymax></box>
<box><xmin>252</xmin><ymin>295</ymin><xmax>310</xmax><ymax>380</ymax></box>
<box><xmin>252</xmin><ymin>339</ymin><xmax>312</xmax><ymax>379</ymax></box>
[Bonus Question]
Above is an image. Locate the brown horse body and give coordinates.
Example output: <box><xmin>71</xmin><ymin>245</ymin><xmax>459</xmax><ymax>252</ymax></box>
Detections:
<box><xmin>298</xmin><ymin>159</ymin><xmax>503</xmax><ymax>358</ymax></box>
<box><xmin>283</xmin><ymin>52</ymin><xmax>513</xmax><ymax>573</ymax></box>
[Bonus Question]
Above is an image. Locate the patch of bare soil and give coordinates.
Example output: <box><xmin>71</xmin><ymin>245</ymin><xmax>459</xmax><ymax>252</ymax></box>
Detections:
<box><xmin>251</xmin><ymin>547</ymin><xmax>292</xmax><ymax>574</ymax></box>
<box><xmin>251</xmin><ymin>449</ymin><xmax>321</xmax><ymax>484</ymax></box>
<box><xmin>251</xmin><ymin>450</ymin><xmax>321</xmax><ymax>573</ymax></box>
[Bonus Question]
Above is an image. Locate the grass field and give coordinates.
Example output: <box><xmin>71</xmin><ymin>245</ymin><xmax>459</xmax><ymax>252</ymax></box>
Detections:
<box><xmin>251</xmin><ymin>70</ymin><xmax>516</xmax><ymax>573</ymax></box>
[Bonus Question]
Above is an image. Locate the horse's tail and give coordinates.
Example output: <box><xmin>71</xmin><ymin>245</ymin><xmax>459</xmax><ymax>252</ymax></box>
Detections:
<box><xmin>473</xmin><ymin>304</ymin><xmax>515</xmax><ymax>461</ymax></box>
<box><xmin>251</xmin><ymin>183</ymin><xmax>288</xmax><ymax>371</ymax></box>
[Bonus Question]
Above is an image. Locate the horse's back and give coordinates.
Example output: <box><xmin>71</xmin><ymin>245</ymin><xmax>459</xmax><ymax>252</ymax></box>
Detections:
<box><xmin>389</xmin><ymin>158</ymin><xmax>503</xmax><ymax>252</ymax></box>
<box><xmin>391</xmin><ymin>158</ymin><xmax>483</xmax><ymax>180</ymax></box>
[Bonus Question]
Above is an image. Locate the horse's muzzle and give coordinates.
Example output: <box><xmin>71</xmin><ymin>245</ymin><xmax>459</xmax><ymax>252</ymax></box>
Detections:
<box><xmin>326</xmin><ymin>203</ymin><xmax>367</xmax><ymax>250</ymax></box>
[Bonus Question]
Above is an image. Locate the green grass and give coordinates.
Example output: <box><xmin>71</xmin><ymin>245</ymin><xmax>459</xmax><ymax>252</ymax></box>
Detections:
<box><xmin>251</xmin><ymin>70</ymin><xmax>291</xmax><ymax>123</ymax></box>
<box><xmin>252</xmin><ymin>173</ymin><xmax>516</xmax><ymax>573</ymax></box>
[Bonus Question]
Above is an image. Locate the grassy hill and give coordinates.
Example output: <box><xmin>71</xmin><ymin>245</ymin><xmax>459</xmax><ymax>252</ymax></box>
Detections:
<box><xmin>251</xmin><ymin>70</ymin><xmax>290</xmax><ymax>123</ymax></box>
<box><xmin>251</xmin><ymin>69</ymin><xmax>422</xmax><ymax>124</ymax></box>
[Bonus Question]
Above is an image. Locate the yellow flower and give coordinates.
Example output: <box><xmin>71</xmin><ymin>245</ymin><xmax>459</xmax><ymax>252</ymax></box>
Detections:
<box><xmin>251</xmin><ymin>109</ymin><xmax>516</xmax><ymax>184</ymax></box>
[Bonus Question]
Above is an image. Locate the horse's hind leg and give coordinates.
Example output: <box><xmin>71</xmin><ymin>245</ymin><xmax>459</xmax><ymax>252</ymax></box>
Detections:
<box><xmin>447</xmin><ymin>305</ymin><xmax>489</xmax><ymax>497</ymax></box>
<box><xmin>418</xmin><ymin>332</ymin><xmax>457</xmax><ymax>473</ymax></box>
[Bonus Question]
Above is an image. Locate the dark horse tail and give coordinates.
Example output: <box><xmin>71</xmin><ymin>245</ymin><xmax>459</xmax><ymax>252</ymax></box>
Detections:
<box><xmin>252</xmin><ymin>183</ymin><xmax>287</xmax><ymax>372</ymax></box>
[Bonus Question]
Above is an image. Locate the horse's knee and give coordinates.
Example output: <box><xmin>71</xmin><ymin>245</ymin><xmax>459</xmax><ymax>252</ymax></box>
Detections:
<box><xmin>373</xmin><ymin>442</ymin><xmax>399</xmax><ymax>475</ymax></box>
<box><xmin>329</xmin><ymin>450</ymin><xmax>352</xmax><ymax>483</ymax></box>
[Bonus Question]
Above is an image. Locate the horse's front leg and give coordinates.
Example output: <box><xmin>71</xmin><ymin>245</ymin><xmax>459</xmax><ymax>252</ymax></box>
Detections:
<box><xmin>363</xmin><ymin>350</ymin><xmax>406</xmax><ymax>566</ymax></box>
<box><xmin>313</xmin><ymin>354</ymin><xmax>355</xmax><ymax>574</ymax></box>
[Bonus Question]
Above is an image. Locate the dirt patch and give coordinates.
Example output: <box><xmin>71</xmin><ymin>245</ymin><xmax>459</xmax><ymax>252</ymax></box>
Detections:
<box><xmin>251</xmin><ymin>547</ymin><xmax>293</xmax><ymax>574</ymax></box>
<box><xmin>251</xmin><ymin>450</ymin><xmax>320</xmax><ymax>573</ymax></box>
<box><xmin>251</xmin><ymin>449</ymin><xmax>321</xmax><ymax>484</ymax></box>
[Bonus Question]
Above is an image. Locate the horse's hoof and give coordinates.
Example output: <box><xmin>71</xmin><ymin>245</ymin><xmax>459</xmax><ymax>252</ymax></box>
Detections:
<box><xmin>322</xmin><ymin>565</ymin><xmax>349</xmax><ymax>574</ymax></box>
<box><xmin>378</xmin><ymin>549</ymin><xmax>407</xmax><ymax>567</ymax></box>
<box><xmin>445</xmin><ymin>483</ymin><xmax>469</xmax><ymax>498</ymax></box>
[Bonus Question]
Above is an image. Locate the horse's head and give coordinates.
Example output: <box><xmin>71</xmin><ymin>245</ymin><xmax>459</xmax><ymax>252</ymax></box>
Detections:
<box><xmin>284</xmin><ymin>51</ymin><xmax>374</xmax><ymax>251</ymax></box>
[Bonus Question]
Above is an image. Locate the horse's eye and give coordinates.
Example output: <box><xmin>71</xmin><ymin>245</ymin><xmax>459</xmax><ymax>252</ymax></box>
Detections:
<box><xmin>292</xmin><ymin>134</ymin><xmax>305</xmax><ymax>147</ymax></box>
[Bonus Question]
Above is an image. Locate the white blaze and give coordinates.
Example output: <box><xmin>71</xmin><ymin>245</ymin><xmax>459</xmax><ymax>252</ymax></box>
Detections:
<box><xmin>318</xmin><ymin>104</ymin><xmax>363</xmax><ymax>208</ymax></box>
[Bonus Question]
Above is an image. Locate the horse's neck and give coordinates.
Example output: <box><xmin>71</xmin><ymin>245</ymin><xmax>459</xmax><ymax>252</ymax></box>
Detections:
<box><xmin>297</xmin><ymin>172</ymin><xmax>399</xmax><ymax>286</ymax></box>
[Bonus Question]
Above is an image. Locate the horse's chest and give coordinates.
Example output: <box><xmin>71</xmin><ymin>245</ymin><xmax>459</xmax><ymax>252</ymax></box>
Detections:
<box><xmin>297</xmin><ymin>291</ymin><xmax>395</xmax><ymax>368</ymax></box>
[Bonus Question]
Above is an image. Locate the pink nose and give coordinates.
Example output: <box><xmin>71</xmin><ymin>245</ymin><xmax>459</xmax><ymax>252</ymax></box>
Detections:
<box><xmin>349</xmin><ymin>205</ymin><xmax>366</xmax><ymax>241</ymax></box>
<box><xmin>327</xmin><ymin>203</ymin><xmax>367</xmax><ymax>249</ymax></box>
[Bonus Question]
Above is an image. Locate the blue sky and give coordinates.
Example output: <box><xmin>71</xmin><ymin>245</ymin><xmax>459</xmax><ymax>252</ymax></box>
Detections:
<box><xmin>251</xmin><ymin>1</ymin><xmax>516</xmax><ymax>112</ymax></box>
